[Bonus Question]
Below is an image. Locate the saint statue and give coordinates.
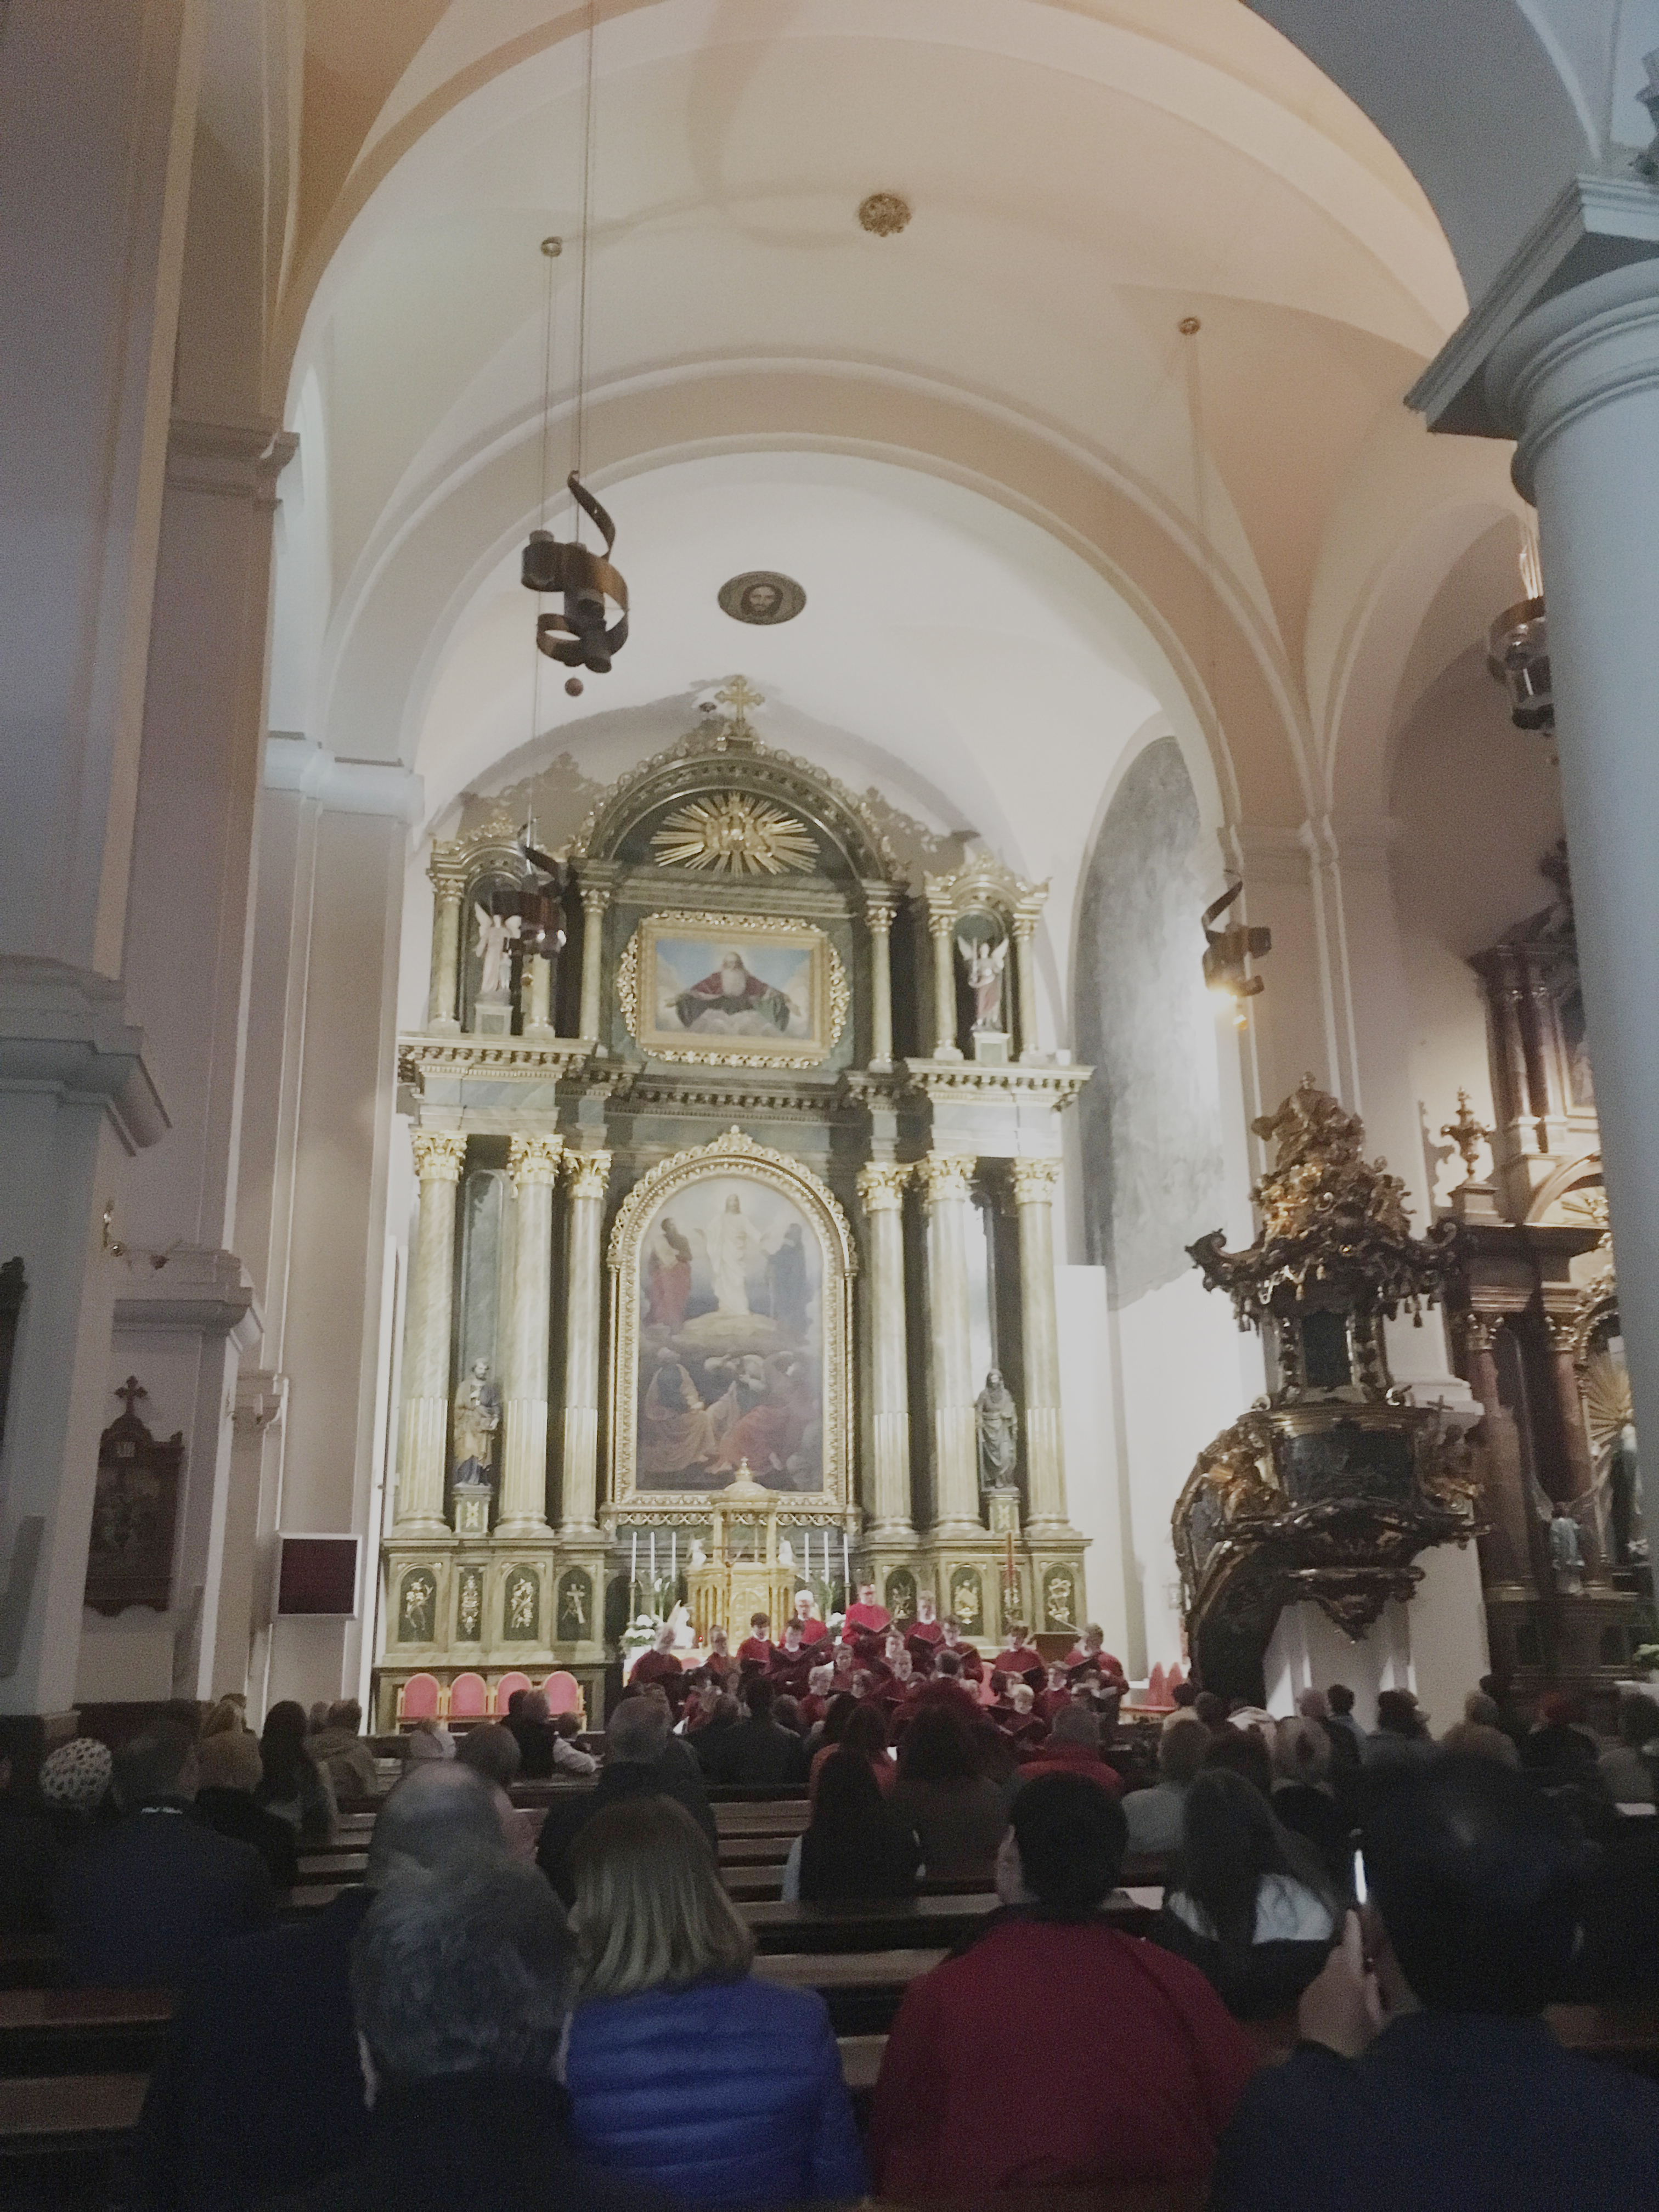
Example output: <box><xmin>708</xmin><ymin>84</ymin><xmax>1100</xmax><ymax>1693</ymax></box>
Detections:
<box><xmin>702</xmin><ymin>1193</ymin><xmax>759</xmax><ymax>1316</ymax></box>
<box><xmin>453</xmin><ymin>1357</ymin><xmax>501</xmax><ymax>1479</ymax></box>
<box><xmin>474</xmin><ymin>904</ymin><xmax>521</xmax><ymax>998</ymax></box>
<box><xmin>975</xmin><ymin>1368</ymin><xmax>1019</xmax><ymax>1492</ymax></box>
<box><xmin>957</xmin><ymin>927</ymin><xmax>1008</xmax><ymax>1032</ymax></box>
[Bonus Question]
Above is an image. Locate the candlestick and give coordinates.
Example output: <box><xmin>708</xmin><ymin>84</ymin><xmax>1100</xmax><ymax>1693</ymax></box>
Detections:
<box><xmin>670</xmin><ymin>1528</ymin><xmax>678</xmax><ymax>1589</ymax></box>
<box><xmin>630</xmin><ymin>1530</ymin><xmax>637</xmax><ymax>1613</ymax></box>
<box><xmin>843</xmin><ymin>1531</ymin><xmax>850</xmax><ymax>1598</ymax></box>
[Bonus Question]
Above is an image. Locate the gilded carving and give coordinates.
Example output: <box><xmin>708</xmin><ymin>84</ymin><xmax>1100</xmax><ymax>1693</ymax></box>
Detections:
<box><xmin>913</xmin><ymin>1153</ymin><xmax>975</xmax><ymax>1211</ymax></box>
<box><xmin>507</xmin><ymin>1134</ymin><xmax>563</xmax><ymax>1187</ymax></box>
<box><xmin>410</xmin><ymin>1130</ymin><xmax>467</xmax><ymax>1183</ymax></box>
<box><xmin>650</xmin><ymin>793</ymin><xmax>818</xmax><ymax>877</ymax></box>
<box><xmin>855</xmin><ymin>1163</ymin><xmax>910</xmax><ymax>1214</ymax></box>
<box><xmin>567</xmin><ymin>1149</ymin><xmax>613</xmax><ymax>1202</ymax></box>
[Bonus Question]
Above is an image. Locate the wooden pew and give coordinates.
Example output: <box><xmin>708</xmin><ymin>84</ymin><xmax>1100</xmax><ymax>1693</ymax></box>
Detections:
<box><xmin>837</xmin><ymin>2033</ymin><xmax>885</xmax><ymax>2091</ymax></box>
<box><xmin>757</xmin><ymin>1948</ymin><xmax>945</xmax><ymax>2034</ymax></box>
<box><xmin>296</xmin><ymin>1852</ymin><xmax>369</xmax><ymax>1883</ymax></box>
<box><xmin>742</xmin><ymin>1889</ymin><xmax>1160</xmax><ymax>1954</ymax></box>
<box><xmin>0</xmin><ymin>1988</ymin><xmax>175</xmax><ymax>2078</ymax></box>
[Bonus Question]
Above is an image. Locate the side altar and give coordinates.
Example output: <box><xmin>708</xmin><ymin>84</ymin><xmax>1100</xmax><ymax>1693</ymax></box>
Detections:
<box><xmin>375</xmin><ymin>682</ymin><xmax>1090</xmax><ymax>1725</ymax></box>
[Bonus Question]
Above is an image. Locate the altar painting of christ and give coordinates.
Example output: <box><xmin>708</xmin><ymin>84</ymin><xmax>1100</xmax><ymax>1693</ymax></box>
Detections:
<box><xmin>633</xmin><ymin>1171</ymin><xmax>825</xmax><ymax>1494</ymax></box>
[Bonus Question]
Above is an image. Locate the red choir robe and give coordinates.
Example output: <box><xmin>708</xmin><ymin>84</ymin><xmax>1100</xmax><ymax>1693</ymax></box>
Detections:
<box><xmin>1006</xmin><ymin>1713</ymin><xmax>1049</xmax><ymax>1756</ymax></box>
<box><xmin>737</xmin><ymin>1635</ymin><xmax>774</xmax><ymax>1668</ymax></box>
<box><xmin>793</xmin><ymin>1616</ymin><xmax>829</xmax><ymax>1646</ymax></box>
<box><xmin>939</xmin><ymin>1640</ymin><xmax>984</xmax><ymax>1681</ymax></box>
<box><xmin>1037</xmin><ymin>1686</ymin><xmax>1074</xmax><ymax>1722</ymax></box>
<box><xmin>770</xmin><ymin>1642</ymin><xmax>814</xmax><ymax>1693</ymax></box>
<box><xmin>1066</xmin><ymin>1645</ymin><xmax>1128</xmax><ymax>1689</ymax></box>
<box><xmin>992</xmin><ymin>1644</ymin><xmax>1045</xmax><ymax>1684</ymax></box>
<box><xmin>631</xmin><ymin>1647</ymin><xmax>682</xmax><ymax>1687</ymax></box>
<box><xmin>844</xmin><ymin>1600</ymin><xmax>890</xmax><ymax>1637</ymax></box>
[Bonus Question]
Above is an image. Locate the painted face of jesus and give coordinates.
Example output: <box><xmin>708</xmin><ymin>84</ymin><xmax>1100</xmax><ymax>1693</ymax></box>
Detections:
<box><xmin>720</xmin><ymin>956</ymin><xmax>748</xmax><ymax>992</ymax></box>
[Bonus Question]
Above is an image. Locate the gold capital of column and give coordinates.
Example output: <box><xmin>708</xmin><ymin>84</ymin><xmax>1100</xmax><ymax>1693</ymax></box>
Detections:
<box><xmin>915</xmin><ymin>1152</ymin><xmax>975</xmax><ymax>1212</ymax></box>
<box><xmin>508</xmin><ymin>1133</ymin><xmax>564</xmax><ymax>1187</ymax></box>
<box><xmin>411</xmin><ymin>1130</ymin><xmax>467</xmax><ymax>1183</ymax></box>
<box><xmin>566</xmin><ymin>1148</ymin><xmax>612</xmax><ymax>1201</ymax></box>
<box><xmin>856</xmin><ymin>1162</ymin><xmax>910</xmax><ymax>1214</ymax></box>
<box><xmin>1008</xmin><ymin>1156</ymin><xmax>1060</xmax><ymax>1207</ymax></box>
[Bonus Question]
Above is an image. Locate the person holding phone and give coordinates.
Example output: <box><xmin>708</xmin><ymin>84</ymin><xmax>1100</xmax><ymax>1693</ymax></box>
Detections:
<box><xmin>1209</xmin><ymin>1756</ymin><xmax>1659</xmax><ymax>2210</ymax></box>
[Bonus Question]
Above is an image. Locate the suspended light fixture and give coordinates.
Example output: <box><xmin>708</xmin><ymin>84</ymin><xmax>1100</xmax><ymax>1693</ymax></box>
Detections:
<box><xmin>1180</xmin><ymin>315</ymin><xmax>1271</xmax><ymax>1025</ymax></box>
<box><xmin>1487</xmin><ymin>527</ymin><xmax>1551</xmax><ymax>733</ymax></box>
<box><xmin>522</xmin><ymin>5</ymin><xmax>629</xmax><ymax>682</ymax></box>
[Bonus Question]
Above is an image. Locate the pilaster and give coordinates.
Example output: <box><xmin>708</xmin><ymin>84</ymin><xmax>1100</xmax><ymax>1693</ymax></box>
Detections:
<box><xmin>560</xmin><ymin>1148</ymin><xmax>612</xmax><ymax>1535</ymax></box>
<box><xmin>396</xmin><ymin>1131</ymin><xmax>466</xmax><ymax>1536</ymax></box>
<box><xmin>915</xmin><ymin>1152</ymin><xmax>979</xmax><ymax>1536</ymax></box>
<box><xmin>856</xmin><ymin>1162</ymin><xmax>915</xmax><ymax>1539</ymax></box>
<box><xmin>497</xmin><ymin>1135</ymin><xmax>561</xmax><ymax>1536</ymax></box>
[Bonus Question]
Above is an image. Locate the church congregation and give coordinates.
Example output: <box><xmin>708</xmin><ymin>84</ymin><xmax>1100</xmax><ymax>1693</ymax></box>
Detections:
<box><xmin>2</xmin><ymin>1629</ymin><xmax>1659</xmax><ymax>2207</ymax></box>
<box><xmin>14</xmin><ymin>2</ymin><xmax>1659</xmax><ymax>2207</ymax></box>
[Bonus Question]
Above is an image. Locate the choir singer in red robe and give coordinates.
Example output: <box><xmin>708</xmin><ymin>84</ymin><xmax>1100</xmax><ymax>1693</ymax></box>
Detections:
<box><xmin>737</xmin><ymin>1612</ymin><xmax>774</xmax><ymax>1668</ymax></box>
<box><xmin>991</xmin><ymin>1623</ymin><xmax>1044</xmax><ymax>1685</ymax></box>
<box><xmin>791</xmin><ymin>1589</ymin><xmax>828</xmax><ymax>1646</ymax></box>
<box><xmin>844</xmin><ymin>1581</ymin><xmax>890</xmax><ymax>1638</ymax></box>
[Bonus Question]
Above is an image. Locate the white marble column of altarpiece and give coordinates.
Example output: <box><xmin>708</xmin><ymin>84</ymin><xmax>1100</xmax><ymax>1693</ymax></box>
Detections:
<box><xmin>856</xmin><ymin>1163</ymin><xmax>915</xmax><ymax>1537</ymax></box>
<box><xmin>917</xmin><ymin>1154</ymin><xmax>981</xmax><ymax>1535</ymax></box>
<box><xmin>395</xmin><ymin>1131</ymin><xmax>466</xmax><ymax>1533</ymax></box>
<box><xmin>560</xmin><ymin>1149</ymin><xmax>612</xmax><ymax>1534</ymax></box>
<box><xmin>498</xmin><ymin>1135</ymin><xmax>562</xmax><ymax>1535</ymax></box>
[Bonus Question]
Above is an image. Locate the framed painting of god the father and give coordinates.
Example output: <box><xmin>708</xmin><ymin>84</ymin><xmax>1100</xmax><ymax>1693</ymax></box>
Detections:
<box><xmin>617</xmin><ymin>913</ymin><xmax>847</xmax><ymax>1066</ymax></box>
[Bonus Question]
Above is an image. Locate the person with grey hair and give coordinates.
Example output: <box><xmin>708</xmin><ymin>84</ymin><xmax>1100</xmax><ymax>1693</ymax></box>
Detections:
<box><xmin>536</xmin><ymin>1692</ymin><xmax>717</xmax><ymax>1903</ymax></box>
<box><xmin>265</xmin><ymin>1861</ymin><xmax>657</xmax><ymax>2212</ymax></box>
<box><xmin>142</xmin><ymin>1762</ymin><xmax>514</xmax><ymax>2210</ymax></box>
<box><xmin>54</xmin><ymin>1720</ymin><xmax>275</xmax><ymax>1987</ymax></box>
<box><xmin>1125</xmin><ymin>1714</ymin><xmax>1209</xmax><ymax>1855</ymax></box>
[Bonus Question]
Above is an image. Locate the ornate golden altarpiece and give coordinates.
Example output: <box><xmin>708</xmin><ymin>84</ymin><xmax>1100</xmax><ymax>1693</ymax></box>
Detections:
<box><xmin>1437</xmin><ymin>848</ymin><xmax>1652</xmax><ymax>1697</ymax></box>
<box><xmin>376</xmin><ymin>683</ymin><xmax>1089</xmax><ymax>1724</ymax></box>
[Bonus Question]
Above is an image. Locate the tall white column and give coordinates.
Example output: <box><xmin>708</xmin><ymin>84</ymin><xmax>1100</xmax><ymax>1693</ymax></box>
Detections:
<box><xmin>578</xmin><ymin>879</ymin><xmax>612</xmax><ymax>1046</ymax></box>
<box><xmin>917</xmin><ymin>1153</ymin><xmax>980</xmax><ymax>1536</ymax></box>
<box><xmin>426</xmin><ymin>855</ymin><xmax>464</xmax><ymax>1034</ymax></box>
<box><xmin>395</xmin><ymin>1131</ymin><xmax>466</xmax><ymax>1535</ymax></box>
<box><xmin>856</xmin><ymin>1164</ymin><xmax>915</xmax><ymax>1537</ymax></box>
<box><xmin>928</xmin><ymin>911</ymin><xmax>962</xmax><ymax>1060</ymax></box>
<box><xmin>0</xmin><ymin>4</ymin><xmax>200</xmax><ymax>1717</ymax></box>
<box><xmin>864</xmin><ymin>888</ymin><xmax>896</xmax><ymax>1072</ymax></box>
<box><xmin>1011</xmin><ymin>912</ymin><xmax>1041</xmax><ymax>1063</ymax></box>
<box><xmin>1476</xmin><ymin>258</ymin><xmax>1659</xmax><ymax>1581</ymax></box>
<box><xmin>560</xmin><ymin>1149</ymin><xmax>612</xmax><ymax>1534</ymax></box>
<box><xmin>1009</xmin><ymin>1158</ymin><xmax>1074</xmax><ymax>1536</ymax></box>
<box><xmin>498</xmin><ymin>1136</ymin><xmax>561</xmax><ymax>1536</ymax></box>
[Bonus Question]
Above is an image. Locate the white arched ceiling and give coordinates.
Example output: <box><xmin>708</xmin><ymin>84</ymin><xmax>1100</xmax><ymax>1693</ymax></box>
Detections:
<box><xmin>1247</xmin><ymin>2</ymin><xmax>1659</xmax><ymax>299</ymax></box>
<box><xmin>270</xmin><ymin>0</ymin><xmax>1496</xmax><ymax>842</ymax></box>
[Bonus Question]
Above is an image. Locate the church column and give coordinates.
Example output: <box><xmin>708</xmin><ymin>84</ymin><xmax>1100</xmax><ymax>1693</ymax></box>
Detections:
<box><xmin>498</xmin><ymin>1136</ymin><xmax>562</xmax><ymax>1536</ymax></box>
<box><xmin>523</xmin><ymin>955</ymin><xmax>554</xmax><ymax>1038</ymax></box>
<box><xmin>856</xmin><ymin>1164</ymin><xmax>915</xmax><ymax>1538</ymax></box>
<box><xmin>577</xmin><ymin>868</ymin><xmax>616</xmax><ymax>1046</ymax></box>
<box><xmin>917</xmin><ymin>1153</ymin><xmax>980</xmax><ymax>1535</ymax></box>
<box><xmin>927</xmin><ymin>907</ymin><xmax>962</xmax><ymax>1061</ymax></box>
<box><xmin>560</xmin><ymin>1149</ymin><xmax>612</xmax><ymax>1534</ymax></box>
<box><xmin>864</xmin><ymin>887</ymin><xmax>896</xmax><ymax>1071</ymax></box>
<box><xmin>1011</xmin><ymin>906</ymin><xmax>1042</xmax><ymax>1064</ymax></box>
<box><xmin>395</xmin><ymin>1131</ymin><xmax>467</xmax><ymax>1534</ymax></box>
<box><xmin>1009</xmin><ymin>1158</ymin><xmax>1074</xmax><ymax>1536</ymax></box>
<box><xmin>427</xmin><ymin>853</ymin><xmax>465</xmax><ymax>1034</ymax></box>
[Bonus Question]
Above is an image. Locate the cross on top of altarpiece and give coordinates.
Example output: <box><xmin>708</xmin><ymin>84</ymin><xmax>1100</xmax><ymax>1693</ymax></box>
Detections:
<box><xmin>714</xmin><ymin>675</ymin><xmax>764</xmax><ymax>736</ymax></box>
<box><xmin>115</xmin><ymin>1376</ymin><xmax>149</xmax><ymax>1419</ymax></box>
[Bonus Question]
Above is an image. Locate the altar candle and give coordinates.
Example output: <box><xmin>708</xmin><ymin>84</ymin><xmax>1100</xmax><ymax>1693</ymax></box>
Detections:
<box><xmin>843</xmin><ymin>1531</ymin><xmax>850</xmax><ymax>1595</ymax></box>
<box><xmin>630</xmin><ymin>1530</ymin><xmax>637</xmax><ymax>1597</ymax></box>
<box><xmin>670</xmin><ymin>1529</ymin><xmax>678</xmax><ymax>1587</ymax></box>
<box><xmin>650</xmin><ymin>1532</ymin><xmax>656</xmax><ymax>1596</ymax></box>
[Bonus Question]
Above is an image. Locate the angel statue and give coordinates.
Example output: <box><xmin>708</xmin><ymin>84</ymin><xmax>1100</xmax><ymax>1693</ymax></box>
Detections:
<box><xmin>474</xmin><ymin>903</ymin><xmax>521</xmax><ymax>998</ymax></box>
<box><xmin>957</xmin><ymin>928</ymin><xmax>1009</xmax><ymax>1032</ymax></box>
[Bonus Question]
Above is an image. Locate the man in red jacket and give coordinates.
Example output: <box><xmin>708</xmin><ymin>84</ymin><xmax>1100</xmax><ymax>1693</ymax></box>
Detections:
<box><xmin>1066</xmin><ymin>1623</ymin><xmax>1129</xmax><ymax>1692</ymax></box>
<box><xmin>843</xmin><ymin>1581</ymin><xmax>889</xmax><ymax>1638</ymax></box>
<box><xmin>992</xmin><ymin>1623</ymin><xmax>1044</xmax><ymax>1685</ymax></box>
<box><xmin>736</xmin><ymin>1611</ymin><xmax>774</xmax><ymax>1668</ymax></box>
<box><xmin>630</xmin><ymin>1623</ymin><xmax>684</xmax><ymax>1706</ymax></box>
<box><xmin>871</xmin><ymin>1773</ymin><xmax>1256</xmax><ymax>2197</ymax></box>
<box><xmin>789</xmin><ymin>1589</ymin><xmax>829</xmax><ymax>1646</ymax></box>
<box><xmin>938</xmin><ymin>1617</ymin><xmax>984</xmax><ymax>1680</ymax></box>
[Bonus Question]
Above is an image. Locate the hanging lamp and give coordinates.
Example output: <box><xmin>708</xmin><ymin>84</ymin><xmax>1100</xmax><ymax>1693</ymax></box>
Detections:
<box><xmin>522</xmin><ymin>5</ymin><xmax>629</xmax><ymax>678</ymax></box>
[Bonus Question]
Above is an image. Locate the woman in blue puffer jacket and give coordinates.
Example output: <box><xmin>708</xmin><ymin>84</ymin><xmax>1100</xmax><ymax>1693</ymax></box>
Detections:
<box><xmin>563</xmin><ymin>1795</ymin><xmax>867</xmax><ymax>2207</ymax></box>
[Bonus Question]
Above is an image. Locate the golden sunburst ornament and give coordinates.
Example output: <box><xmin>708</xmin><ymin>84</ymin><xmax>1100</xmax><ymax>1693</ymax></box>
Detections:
<box><xmin>651</xmin><ymin>793</ymin><xmax>817</xmax><ymax>877</ymax></box>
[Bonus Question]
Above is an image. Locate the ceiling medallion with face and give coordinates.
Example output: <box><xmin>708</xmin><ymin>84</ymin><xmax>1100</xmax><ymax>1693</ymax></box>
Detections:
<box><xmin>650</xmin><ymin>793</ymin><xmax>817</xmax><ymax>876</ymax></box>
<box><xmin>718</xmin><ymin>571</ymin><xmax>806</xmax><ymax>627</ymax></box>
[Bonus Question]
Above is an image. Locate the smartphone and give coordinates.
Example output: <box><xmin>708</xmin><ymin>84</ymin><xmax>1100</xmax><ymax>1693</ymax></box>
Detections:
<box><xmin>1352</xmin><ymin>1843</ymin><xmax>1368</xmax><ymax>1907</ymax></box>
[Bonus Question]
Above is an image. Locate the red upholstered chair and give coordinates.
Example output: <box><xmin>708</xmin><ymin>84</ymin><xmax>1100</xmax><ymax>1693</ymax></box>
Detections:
<box><xmin>398</xmin><ymin>1673</ymin><xmax>442</xmax><ymax>1723</ymax></box>
<box><xmin>543</xmin><ymin>1670</ymin><xmax>584</xmax><ymax>1721</ymax></box>
<box><xmin>448</xmin><ymin>1671</ymin><xmax>488</xmax><ymax>1720</ymax></box>
<box><xmin>494</xmin><ymin>1671</ymin><xmax>533</xmax><ymax>1713</ymax></box>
